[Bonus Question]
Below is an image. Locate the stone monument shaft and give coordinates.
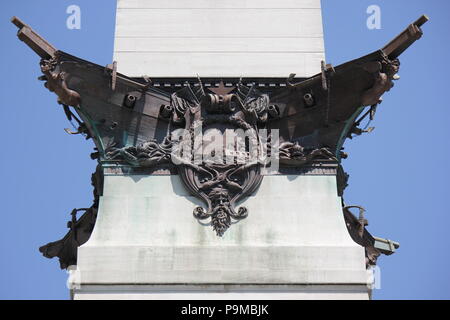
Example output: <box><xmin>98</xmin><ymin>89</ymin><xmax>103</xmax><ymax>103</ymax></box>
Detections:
<box><xmin>12</xmin><ymin>0</ymin><xmax>427</xmax><ymax>299</ymax></box>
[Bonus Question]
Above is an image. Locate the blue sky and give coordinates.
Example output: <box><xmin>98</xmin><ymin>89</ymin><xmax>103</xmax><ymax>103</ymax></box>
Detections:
<box><xmin>0</xmin><ymin>0</ymin><xmax>449</xmax><ymax>299</ymax></box>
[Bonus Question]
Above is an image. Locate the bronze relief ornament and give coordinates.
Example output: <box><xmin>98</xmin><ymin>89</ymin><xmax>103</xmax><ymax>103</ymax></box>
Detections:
<box><xmin>107</xmin><ymin>82</ymin><xmax>277</xmax><ymax>236</ymax></box>
<box><xmin>11</xmin><ymin>14</ymin><xmax>427</xmax><ymax>254</ymax></box>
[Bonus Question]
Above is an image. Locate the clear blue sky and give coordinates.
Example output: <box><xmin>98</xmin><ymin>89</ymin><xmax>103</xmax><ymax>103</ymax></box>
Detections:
<box><xmin>0</xmin><ymin>0</ymin><xmax>448</xmax><ymax>299</ymax></box>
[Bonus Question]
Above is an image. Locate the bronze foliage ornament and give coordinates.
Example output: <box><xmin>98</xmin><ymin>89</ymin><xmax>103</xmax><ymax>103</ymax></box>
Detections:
<box><xmin>176</xmin><ymin>83</ymin><xmax>269</xmax><ymax>236</ymax></box>
<box><xmin>105</xmin><ymin>80</ymin><xmax>336</xmax><ymax>236</ymax></box>
<box><xmin>107</xmin><ymin>81</ymin><xmax>277</xmax><ymax>236</ymax></box>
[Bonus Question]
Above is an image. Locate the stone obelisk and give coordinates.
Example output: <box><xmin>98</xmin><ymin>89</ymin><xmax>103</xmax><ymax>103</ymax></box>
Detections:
<box><xmin>14</xmin><ymin>0</ymin><xmax>429</xmax><ymax>300</ymax></box>
<box><xmin>70</xmin><ymin>0</ymin><xmax>369</xmax><ymax>299</ymax></box>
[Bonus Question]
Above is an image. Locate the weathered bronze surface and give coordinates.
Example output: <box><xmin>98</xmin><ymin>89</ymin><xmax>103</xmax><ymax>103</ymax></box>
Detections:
<box><xmin>12</xmin><ymin>15</ymin><xmax>427</xmax><ymax>266</ymax></box>
<box><xmin>343</xmin><ymin>205</ymin><xmax>381</xmax><ymax>266</ymax></box>
<box><xmin>39</xmin><ymin>166</ymin><xmax>103</xmax><ymax>269</ymax></box>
